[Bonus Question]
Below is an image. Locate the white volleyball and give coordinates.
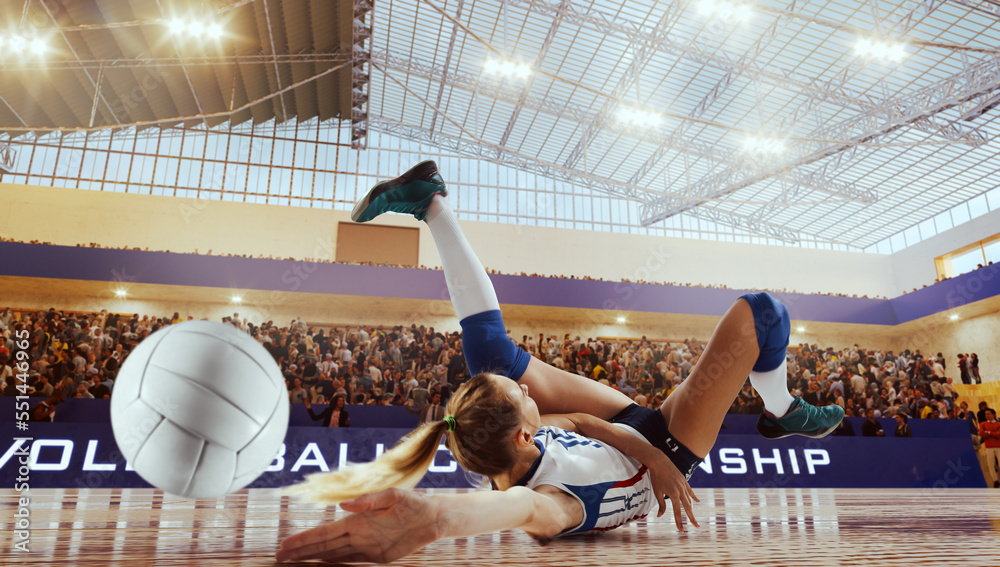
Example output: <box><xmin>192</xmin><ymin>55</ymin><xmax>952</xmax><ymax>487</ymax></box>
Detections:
<box><xmin>110</xmin><ymin>321</ymin><xmax>289</xmax><ymax>499</ymax></box>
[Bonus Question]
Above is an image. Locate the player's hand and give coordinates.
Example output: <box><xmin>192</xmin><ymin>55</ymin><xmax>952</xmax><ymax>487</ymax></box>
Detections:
<box><xmin>304</xmin><ymin>399</ymin><xmax>311</xmax><ymax>409</ymax></box>
<box><xmin>647</xmin><ymin>453</ymin><xmax>700</xmax><ymax>532</ymax></box>
<box><xmin>276</xmin><ymin>488</ymin><xmax>442</xmax><ymax>563</ymax></box>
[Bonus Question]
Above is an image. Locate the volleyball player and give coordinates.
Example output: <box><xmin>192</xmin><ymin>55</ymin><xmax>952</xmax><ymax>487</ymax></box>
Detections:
<box><xmin>276</xmin><ymin>161</ymin><xmax>844</xmax><ymax>563</ymax></box>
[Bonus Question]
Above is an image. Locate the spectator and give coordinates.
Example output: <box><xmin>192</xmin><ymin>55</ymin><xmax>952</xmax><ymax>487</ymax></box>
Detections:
<box><xmin>893</xmin><ymin>413</ymin><xmax>912</xmax><ymax>437</ymax></box>
<box><xmin>419</xmin><ymin>392</ymin><xmax>445</xmax><ymax>424</ymax></box>
<box><xmin>305</xmin><ymin>395</ymin><xmax>350</xmax><ymax>428</ymax></box>
<box><xmin>89</xmin><ymin>376</ymin><xmax>111</xmax><ymax>399</ymax></box>
<box><xmin>289</xmin><ymin>378</ymin><xmax>307</xmax><ymax>404</ymax></box>
<box><xmin>979</xmin><ymin>409</ymin><xmax>1000</xmax><ymax>488</ymax></box>
<box><xmin>862</xmin><ymin>409</ymin><xmax>884</xmax><ymax>437</ymax></box>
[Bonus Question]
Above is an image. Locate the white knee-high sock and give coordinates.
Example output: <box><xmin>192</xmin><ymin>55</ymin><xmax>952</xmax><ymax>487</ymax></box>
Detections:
<box><xmin>749</xmin><ymin>359</ymin><xmax>795</xmax><ymax>417</ymax></box>
<box><xmin>424</xmin><ymin>195</ymin><xmax>500</xmax><ymax>320</ymax></box>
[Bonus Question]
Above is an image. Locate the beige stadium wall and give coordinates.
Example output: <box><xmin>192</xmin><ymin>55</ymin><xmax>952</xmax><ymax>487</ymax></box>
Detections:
<box><xmin>1</xmin><ymin>182</ymin><xmax>897</xmax><ymax>297</ymax></box>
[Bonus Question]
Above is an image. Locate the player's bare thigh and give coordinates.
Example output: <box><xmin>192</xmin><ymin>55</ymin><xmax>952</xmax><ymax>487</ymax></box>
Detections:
<box><xmin>520</xmin><ymin>357</ymin><xmax>632</xmax><ymax>419</ymax></box>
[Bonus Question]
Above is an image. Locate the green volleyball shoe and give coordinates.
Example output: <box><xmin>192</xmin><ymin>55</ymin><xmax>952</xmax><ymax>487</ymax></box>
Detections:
<box><xmin>351</xmin><ymin>160</ymin><xmax>448</xmax><ymax>222</ymax></box>
<box><xmin>756</xmin><ymin>396</ymin><xmax>845</xmax><ymax>440</ymax></box>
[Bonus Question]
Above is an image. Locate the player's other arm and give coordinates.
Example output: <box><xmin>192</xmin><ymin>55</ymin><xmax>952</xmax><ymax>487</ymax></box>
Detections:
<box><xmin>541</xmin><ymin>413</ymin><xmax>700</xmax><ymax>530</ymax></box>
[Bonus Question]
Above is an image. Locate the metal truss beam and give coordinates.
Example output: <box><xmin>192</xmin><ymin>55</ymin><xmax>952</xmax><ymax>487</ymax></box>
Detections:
<box><xmin>429</xmin><ymin>0</ymin><xmax>465</xmax><ymax>134</ymax></box>
<box><xmin>498</xmin><ymin>0</ymin><xmax>570</xmax><ymax>147</ymax></box>
<box><xmin>351</xmin><ymin>0</ymin><xmax>374</xmax><ymax>148</ymax></box>
<box><xmin>0</xmin><ymin>54</ymin><xmax>353</xmax><ymax>72</ymax></box>
<box><xmin>640</xmin><ymin>55</ymin><xmax>1000</xmax><ymax>226</ymax></box>
<box><xmin>561</xmin><ymin>0</ymin><xmax>689</xmax><ymax>169</ymax></box>
<box><xmin>369</xmin><ymin>114</ymin><xmax>661</xmax><ymax>201</ymax></box>
<box><xmin>368</xmin><ymin>114</ymin><xmax>854</xmax><ymax>246</ymax></box>
<box><xmin>507</xmin><ymin>0</ymin><xmax>988</xmax><ymax>147</ymax></box>
<box><xmin>373</xmin><ymin>50</ymin><xmax>729</xmax><ymax>162</ymax></box>
<box><xmin>376</xmin><ymin>50</ymin><xmax>877</xmax><ymax>206</ymax></box>
<box><xmin>0</xmin><ymin>141</ymin><xmax>15</xmax><ymax>173</ymax></box>
<box><xmin>947</xmin><ymin>0</ymin><xmax>1000</xmax><ymax>18</ymax></box>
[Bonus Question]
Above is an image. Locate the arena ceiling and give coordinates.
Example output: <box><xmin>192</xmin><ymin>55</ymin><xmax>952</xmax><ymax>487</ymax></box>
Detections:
<box><xmin>1</xmin><ymin>0</ymin><xmax>999</xmax><ymax>252</ymax></box>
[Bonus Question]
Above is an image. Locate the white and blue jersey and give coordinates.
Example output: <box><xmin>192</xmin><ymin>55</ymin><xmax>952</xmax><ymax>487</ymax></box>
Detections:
<box><xmin>513</xmin><ymin>425</ymin><xmax>654</xmax><ymax>535</ymax></box>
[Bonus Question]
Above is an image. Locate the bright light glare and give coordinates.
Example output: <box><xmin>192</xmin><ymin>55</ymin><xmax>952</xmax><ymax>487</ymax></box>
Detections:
<box><xmin>697</xmin><ymin>0</ymin><xmax>755</xmax><ymax>23</ymax></box>
<box><xmin>854</xmin><ymin>37</ymin><xmax>907</xmax><ymax>62</ymax></box>
<box><xmin>483</xmin><ymin>57</ymin><xmax>532</xmax><ymax>80</ymax></box>
<box><xmin>30</xmin><ymin>38</ymin><xmax>46</xmax><ymax>54</ymax></box>
<box><xmin>796</xmin><ymin>326</ymin><xmax>805</xmax><ymax>333</ymax></box>
<box><xmin>232</xmin><ymin>295</ymin><xmax>243</xmax><ymax>304</ymax></box>
<box><xmin>9</xmin><ymin>34</ymin><xmax>25</xmax><ymax>53</ymax></box>
<box><xmin>615</xmin><ymin>105</ymin><xmax>663</xmax><ymax>128</ymax></box>
<box><xmin>167</xmin><ymin>17</ymin><xmax>223</xmax><ymax>40</ymax></box>
<box><xmin>741</xmin><ymin>135</ymin><xmax>786</xmax><ymax>154</ymax></box>
<box><xmin>617</xmin><ymin>316</ymin><xmax>627</xmax><ymax>323</ymax></box>
<box><xmin>115</xmin><ymin>289</ymin><xmax>128</xmax><ymax>298</ymax></box>
<box><xmin>949</xmin><ymin>313</ymin><xmax>959</xmax><ymax>321</ymax></box>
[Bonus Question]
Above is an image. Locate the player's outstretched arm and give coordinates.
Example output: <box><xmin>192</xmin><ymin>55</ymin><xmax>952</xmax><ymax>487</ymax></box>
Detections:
<box><xmin>541</xmin><ymin>413</ymin><xmax>700</xmax><ymax>531</ymax></box>
<box><xmin>276</xmin><ymin>485</ymin><xmax>581</xmax><ymax>563</ymax></box>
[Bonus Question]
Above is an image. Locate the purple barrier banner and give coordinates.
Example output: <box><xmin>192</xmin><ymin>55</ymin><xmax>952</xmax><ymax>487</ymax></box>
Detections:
<box><xmin>0</xmin><ymin>398</ymin><xmax>420</xmax><ymax>429</ymax></box>
<box><xmin>5</xmin><ymin>241</ymin><xmax>999</xmax><ymax>325</ymax></box>
<box><xmin>2</xmin><ymin>398</ymin><xmax>963</xmax><ymax>438</ymax></box>
<box><xmin>0</xmin><ymin>423</ymin><xmax>985</xmax><ymax>491</ymax></box>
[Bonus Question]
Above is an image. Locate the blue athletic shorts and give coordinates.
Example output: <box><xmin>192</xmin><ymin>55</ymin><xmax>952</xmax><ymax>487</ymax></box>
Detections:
<box><xmin>738</xmin><ymin>292</ymin><xmax>790</xmax><ymax>373</ymax></box>
<box><xmin>609</xmin><ymin>403</ymin><xmax>704</xmax><ymax>480</ymax></box>
<box><xmin>459</xmin><ymin>310</ymin><xmax>531</xmax><ymax>381</ymax></box>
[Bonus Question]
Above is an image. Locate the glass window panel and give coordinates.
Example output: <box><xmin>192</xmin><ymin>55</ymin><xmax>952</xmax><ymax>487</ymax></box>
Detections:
<box><xmin>918</xmin><ymin>218</ymin><xmax>936</xmax><ymax>240</ymax></box>
<box><xmin>903</xmin><ymin>226</ymin><xmax>920</xmax><ymax>247</ymax></box>
<box><xmin>951</xmin><ymin>247</ymin><xmax>984</xmax><ymax>275</ymax></box>
<box><xmin>951</xmin><ymin>203</ymin><xmax>971</xmax><ymax>226</ymax></box>
<box><xmin>935</xmin><ymin>211</ymin><xmax>953</xmax><ymax>232</ymax></box>
<box><xmin>987</xmin><ymin>187</ymin><xmax>1000</xmax><ymax>211</ymax></box>
<box><xmin>984</xmin><ymin>239</ymin><xmax>1000</xmax><ymax>265</ymax></box>
<box><xmin>968</xmin><ymin>195</ymin><xmax>988</xmax><ymax>219</ymax></box>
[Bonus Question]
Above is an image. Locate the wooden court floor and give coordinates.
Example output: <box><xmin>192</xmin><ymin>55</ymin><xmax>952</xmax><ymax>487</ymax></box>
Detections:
<box><xmin>2</xmin><ymin>488</ymin><xmax>998</xmax><ymax>566</ymax></box>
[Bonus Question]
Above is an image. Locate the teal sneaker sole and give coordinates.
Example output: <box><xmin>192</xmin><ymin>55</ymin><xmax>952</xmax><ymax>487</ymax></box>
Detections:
<box><xmin>756</xmin><ymin>400</ymin><xmax>845</xmax><ymax>440</ymax></box>
<box><xmin>351</xmin><ymin>161</ymin><xmax>446</xmax><ymax>222</ymax></box>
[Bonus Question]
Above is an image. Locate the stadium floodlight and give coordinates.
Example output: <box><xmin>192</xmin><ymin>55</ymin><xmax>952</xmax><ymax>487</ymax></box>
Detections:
<box><xmin>115</xmin><ymin>290</ymin><xmax>128</xmax><ymax>298</ymax></box>
<box><xmin>741</xmin><ymin>135</ymin><xmax>786</xmax><ymax>154</ymax></box>
<box><xmin>482</xmin><ymin>57</ymin><xmax>532</xmax><ymax>80</ymax></box>
<box><xmin>169</xmin><ymin>18</ymin><xmax>186</xmax><ymax>35</ymax></box>
<box><xmin>949</xmin><ymin>313</ymin><xmax>959</xmax><ymax>321</ymax></box>
<box><xmin>617</xmin><ymin>316</ymin><xmax>627</xmax><ymax>323</ymax></box>
<box><xmin>854</xmin><ymin>37</ymin><xmax>908</xmax><ymax>62</ymax></box>
<box><xmin>30</xmin><ymin>38</ymin><xmax>46</xmax><ymax>55</ymax></box>
<box><xmin>8</xmin><ymin>34</ymin><xmax>25</xmax><ymax>53</ymax></box>
<box><xmin>167</xmin><ymin>17</ymin><xmax>224</xmax><ymax>41</ymax></box>
<box><xmin>615</xmin><ymin>105</ymin><xmax>664</xmax><ymax>128</ymax></box>
<box><xmin>231</xmin><ymin>295</ymin><xmax>243</xmax><ymax>304</ymax></box>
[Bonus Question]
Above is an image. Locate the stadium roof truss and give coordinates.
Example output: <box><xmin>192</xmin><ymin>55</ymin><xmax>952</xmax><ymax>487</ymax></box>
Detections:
<box><xmin>1</xmin><ymin>0</ymin><xmax>999</xmax><ymax>252</ymax></box>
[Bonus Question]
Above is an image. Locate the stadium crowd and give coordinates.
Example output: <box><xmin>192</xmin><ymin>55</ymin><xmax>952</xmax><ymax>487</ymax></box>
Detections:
<box><xmin>1</xmin><ymin>306</ymin><xmax>992</xmax><ymax>434</ymax></box>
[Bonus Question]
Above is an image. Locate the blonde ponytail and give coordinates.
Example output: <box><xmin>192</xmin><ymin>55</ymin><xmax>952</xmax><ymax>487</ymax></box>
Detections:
<box><xmin>284</xmin><ymin>373</ymin><xmax>523</xmax><ymax>504</ymax></box>
<box><xmin>283</xmin><ymin>420</ymin><xmax>450</xmax><ymax>504</ymax></box>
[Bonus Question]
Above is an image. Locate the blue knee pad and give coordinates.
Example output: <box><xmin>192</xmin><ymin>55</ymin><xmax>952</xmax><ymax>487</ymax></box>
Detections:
<box><xmin>739</xmin><ymin>292</ymin><xmax>790</xmax><ymax>373</ymax></box>
<box><xmin>459</xmin><ymin>310</ymin><xmax>531</xmax><ymax>380</ymax></box>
